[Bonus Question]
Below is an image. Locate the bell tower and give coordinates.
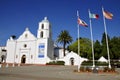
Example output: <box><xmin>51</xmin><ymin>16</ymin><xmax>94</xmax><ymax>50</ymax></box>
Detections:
<box><xmin>36</xmin><ymin>17</ymin><xmax>54</xmax><ymax>64</ymax></box>
<box><xmin>37</xmin><ymin>17</ymin><xmax>51</xmax><ymax>39</ymax></box>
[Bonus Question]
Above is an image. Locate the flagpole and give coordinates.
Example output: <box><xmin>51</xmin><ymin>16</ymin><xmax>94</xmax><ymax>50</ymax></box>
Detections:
<box><xmin>77</xmin><ymin>10</ymin><xmax>80</xmax><ymax>72</ymax></box>
<box><xmin>77</xmin><ymin>10</ymin><xmax>80</xmax><ymax>56</ymax></box>
<box><xmin>78</xmin><ymin>23</ymin><xmax>80</xmax><ymax>56</ymax></box>
<box><xmin>102</xmin><ymin>7</ymin><xmax>111</xmax><ymax>68</ymax></box>
<box><xmin>88</xmin><ymin>9</ymin><xmax>95</xmax><ymax>68</ymax></box>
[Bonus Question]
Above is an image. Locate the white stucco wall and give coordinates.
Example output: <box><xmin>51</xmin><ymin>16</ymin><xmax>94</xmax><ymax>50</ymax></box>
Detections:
<box><xmin>58</xmin><ymin>51</ymin><xmax>88</xmax><ymax>66</ymax></box>
<box><xmin>6</xmin><ymin>40</ymin><xmax>16</xmax><ymax>63</ymax></box>
<box><xmin>61</xmin><ymin>51</ymin><xmax>81</xmax><ymax>65</ymax></box>
<box><xmin>15</xmin><ymin>40</ymin><xmax>36</xmax><ymax>64</ymax></box>
<box><xmin>35</xmin><ymin>38</ymin><xmax>48</xmax><ymax>64</ymax></box>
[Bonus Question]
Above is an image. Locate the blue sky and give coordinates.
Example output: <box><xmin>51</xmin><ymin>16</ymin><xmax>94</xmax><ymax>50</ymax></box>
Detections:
<box><xmin>0</xmin><ymin>0</ymin><xmax>120</xmax><ymax>46</ymax></box>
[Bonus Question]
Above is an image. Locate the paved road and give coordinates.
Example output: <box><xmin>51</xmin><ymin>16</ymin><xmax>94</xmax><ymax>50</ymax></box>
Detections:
<box><xmin>0</xmin><ymin>65</ymin><xmax>120</xmax><ymax>80</ymax></box>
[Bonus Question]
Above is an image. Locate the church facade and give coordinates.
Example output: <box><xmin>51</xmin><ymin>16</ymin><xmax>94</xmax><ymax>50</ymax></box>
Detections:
<box><xmin>6</xmin><ymin>17</ymin><xmax>54</xmax><ymax>64</ymax></box>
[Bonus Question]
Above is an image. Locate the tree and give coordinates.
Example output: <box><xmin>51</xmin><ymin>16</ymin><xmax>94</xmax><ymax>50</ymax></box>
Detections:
<box><xmin>80</xmin><ymin>38</ymin><xmax>91</xmax><ymax>59</ymax></box>
<box><xmin>94</xmin><ymin>40</ymin><xmax>102</xmax><ymax>59</ymax></box>
<box><xmin>101</xmin><ymin>32</ymin><xmax>110</xmax><ymax>44</ymax></box>
<box><xmin>68</xmin><ymin>37</ymin><xmax>92</xmax><ymax>59</ymax></box>
<box><xmin>57</xmin><ymin>30</ymin><xmax>73</xmax><ymax>56</ymax></box>
<box><xmin>101</xmin><ymin>32</ymin><xmax>111</xmax><ymax>59</ymax></box>
<box><xmin>109</xmin><ymin>37</ymin><xmax>120</xmax><ymax>59</ymax></box>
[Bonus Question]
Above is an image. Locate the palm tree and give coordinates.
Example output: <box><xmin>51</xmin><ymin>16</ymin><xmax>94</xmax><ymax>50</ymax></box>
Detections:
<box><xmin>57</xmin><ymin>30</ymin><xmax>73</xmax><ymax>56</ymax></box>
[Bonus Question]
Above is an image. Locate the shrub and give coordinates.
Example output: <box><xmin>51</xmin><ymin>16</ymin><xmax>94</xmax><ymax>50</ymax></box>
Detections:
<box><xmin>81</xmin><ymin>61</ymin><xmax>108</xmax><ymax>66</ymax></box>
<box><xmin>46</xmin><ymin>61</ymin><xmax>65</xmax><ymax>65</ymax></box>
<box><xmin>96</xmin><ymin>62</ymin><xmax>108</xmax><ymax>66</ymax></box>
<box><xmin>81</xmin><ymin>61</ymin><xmax>93</xmax><ymax>66</ymax></box>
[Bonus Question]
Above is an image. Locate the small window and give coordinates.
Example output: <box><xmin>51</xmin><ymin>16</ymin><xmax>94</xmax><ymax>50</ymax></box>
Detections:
<box><xmin>41</xmin><ymin>24</ymin><xmax>44</xmax><ymax>29</ymax></box>
<box><xmin>16</xmin><ymin>55</ymin><xmax>18</xmax><ymax>59</ymax></box>
<box><xmin>31</xmin><ymin>55</ymin><xmax>33</xmax><ymax>59</ymax></box>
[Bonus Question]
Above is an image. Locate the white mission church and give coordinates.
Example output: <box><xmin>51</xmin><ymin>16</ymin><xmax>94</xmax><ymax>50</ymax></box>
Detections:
<box><xmin>0</xmin><ymin>17</ymin><xmax>87</xmax><ymax>66</ymax></box>
<box><xmin>6</xmin><ymin>17</ymin><xmax>54</xmax><ymax>64</ymax></box>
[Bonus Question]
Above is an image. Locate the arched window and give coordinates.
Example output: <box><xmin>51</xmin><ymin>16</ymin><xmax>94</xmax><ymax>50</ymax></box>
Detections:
<box><xmin>41</xmin><ymin>24</ymin><xmax>44</xmax><ymax>29</ymax></box>
<box><xmin>40</xmin><ymin>31</ymin><xmax>43</xmax><ymax>38</ymax></box>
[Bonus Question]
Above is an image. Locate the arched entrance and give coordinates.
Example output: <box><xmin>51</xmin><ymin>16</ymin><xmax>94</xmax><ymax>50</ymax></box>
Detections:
<box><xmin>70</xmin><ymin>57</ymin><xmax>74</xmax><ymax>65</ymax></box>
<box><xmin>21</xmin><ymin>55</ymin><xmax>26</xmax><ymax>63</ymax></box>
